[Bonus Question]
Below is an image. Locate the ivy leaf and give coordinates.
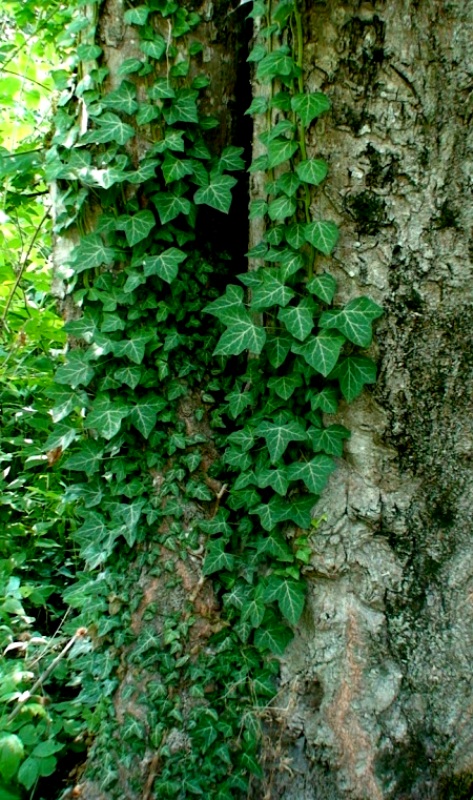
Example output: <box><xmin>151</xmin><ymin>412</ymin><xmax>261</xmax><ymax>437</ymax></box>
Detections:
<box><xmin>55</xmin><ymin>351</ymin><xmax>95</xmax><ymax>389</ymax></box>
<box><xmin>219</xmin><ymin>146</ymin><xmax>245</xmax><ymax>171</ymax></box>
<box><xmin>203</xmin><ymin>539</ymin><xmax>235</xmax><ymax>575</ymax></box>
<box><xmin>265</xmin><ymin>576</ymin><xmax>306</xmax><ymax>625</ymax></box>
<box><xmin>277</xmin><ymin>298</ymin><xmax>315</xmax><ymax>341</ymax></box>
<box><xmin>267</xmin><ymin>138</ymin><xmax>299</xmax><ymax>169</ymax></box>
<box><xmin>267</xmin><ymin>372</ymin><xmax>303</xmax><ymax>401</ymax></box>
<box><xmin>285</xmin><ymin>495</ymin><xmax>316</xmax><ymax>528</ymax></box>
<box><xmin>319</xmin><ymin>297</ymin><xmax>383</xmax><ymax>347</ymax></box>
<box><xmin>304</xmin><ymin>220</ymin><xmax>340</xmax><ymax>255</ymax></box>
<box><xmin>241</xmin><ymin>592</ymin><xmax>266</xmax><ymax>628</ymax></box>
<box><xmin>204</xmin><ymin>284</ymin><xmax>246</xmax><ymax>325</ymax></box>
<box><xmin>330</xmin><ymin>356</ymin><xmax>377</xmax><ymax>402</ymax></box>
<box><xmin>161</xmin><ymin>152</ymin><xmax>194</xmax><ymax>183</ymax></box>
<box><xmin>152</xmin><ymin>192</ymin><xmax>191</xmax><ymax>224</ymax></box>
<box><xmin>227</xmin><ymin>427</ymin><xmax>255</xmax><ymax>452</ymax></box>
<box><xmin>140</xmin><ymin>36</ymin><xmax>167</xmax><ymax>60</ymax></box>
<box><xmin>164</xmin><ymin>89</ymin><xmax>199</xmax><ymax>124</ymax></box>
<box><xmin>124</xmin><ymin>5</ymin><xmax>150</xmax><ymax>24</ymax></box>
<box><xmin>226</xmin><ymin>390</ymin><xmax>253</xmax><ymax>419</ymax></box>
<box><xmin>287</xmin><ymin>454</ymin><xmax>336</xmax><ymax>494</ymax></box>
<box><xmin>256</xmin><ymin>530</ymin><xmax>293</xmax><ymax>560</ymax></box>
<box><xmin>276</xmin><ymin>172</ymin><xmax>301</xmax><ymax>196</ymax></box>
<box><xmin>148</xmin><ymin>78</ymin><xmax>175</xmax><ymax>99</ymax></box>
<box><xmin>245</xmin><ymin>96</ymin><xmax>268</xmax><ymax>115</ymax></box>
<box><xmin>254</xmin><ymin>612</ymin><xmax>293</xmax><ymax>655</ymax></box>
<box><xmin>291</xmin><ymin>92</ymin><xmax>331</xmax><ymax>125</ymax></box>
<box><xmin>255</xmin><ymin>467</ymin><xmax>290</xmax><ymax>496</ymax></box>
<box><xmin>250</xmin><ymin>271</ymin><xmax>294</xmax><ymax>311</ymax></box>
<box><xmin>86</xmin><ymin>113</ymin><xmax>135</xmax><ymax>145</ymax></box>
<box><xmin>255</xmin><ymin>417</ymin><xmax>306</xmax><ymax>463</ymax></box>
<box><xmin>292</xmin><ymin>329</ymin><xmax>345</xmax><ymax>376</ymax></box>
<box><xmin>295</xmin><ymin>158</ymin><xmax>328</xmax><ymax>185</ymax></box>
<box><xmin>257</xmin><ymin>47</ymin><xmax>296</xmax><ymax>81</ymax></box>
<box><xmin>249</xmin><ymin>199</ymin><xmax>268</xmax><ymax>219</ymax></box>
<box><xmin>126</xmin><ymin>158</ymin><xmax>160</xmax><ymax>184</ymax></box>
<box><xmin>307</xmin><ymin>424</ymin><xmax>350</xmax><ymax>456</ymax></box>
<box><xmin>64</xmin><ymin>313</ymin><xmax>98</xmax><ymax>342</ymax></box>
<box><xmin>251</xmin><ymin>495</ymin><xmax>290</xmax><ymax>531</ymax></box>
<box><xmin>102</xmin><ymin>81</ymin><xmax>139</xmax><ymax>114</ymax></box>
<box><xmin>268</xmin><ymin>194</ymin><xmax>297</xmax><ymax>221</ymax></box>
<box><xmin>123</xmin><ymin>270</ymin><xmax>146</xmax><ymax>293</ymax></box>
<box><xmin>114</xmin><ymin>366</ymin><xmax>142</xmax><ymax>389</ymax></box>
<box><xmin>110</xmin><ymin>334</ymin><xmax>150</xmax><ymax>364</ymax></box>
<box><xmin>310</xmin><ymin>387</ymin><xmax>339</xmax><ymax>414</ymax></box>
<box><xmin>307</xmin><ymin>273</ymin><xmax>337</xmax><ymax>304</ymax></box>
<box><xmin>143</xmin><ymin>248</ymin><xmax>186</xmax><ymax>283</ymax></box>
<box><xmin>153</xmin><ymin>129</ymin><xmax>185</xmax><ymax>153</ymax></box>
<box><xmin>286</xmin><ymin>223</ymin><xmax>306</xmax><ymax>249</ymax></box>
<box><xmin>214</xmin><ymin>319</ymin><xmax>266</xmax><ymax>357</ymax></box>
<box><xmin>118</xmin><ymin>57</ymin><xmax>145</xmax><ymax>76</ymax></box>
<box><xmin>266</xmin><ymin>333</ymin><xmax>293</xmax><ymax>368</ymax></box>
<box><xmin>279</xmin><ymin>248</ymin><xmax>305</xmax><ymax>280</ymax></box>
<box><xmin>117</xmin><ymin>210</ymin><xmax>155</xmax><ymax>246</ymax></box>
<box><xmin>71</xmin><ymin>233</ymin><xmax>116</xmax><ymax>273</ymax></box>
<box><xmin>129</xmin><ymin>396</ymin><xmax>167</xmax><ymax>438</ymax></box>
<box><xmin>62</xmin><ymin>441</ymin><xmax>103</xmax><ymax>475</ymax></box>
<box><xmin>85</xmin><ymin>397</ymin><xmax>129</xmax><ymax>440</ymax></box>
<box><xmin>194</xmin><ymin>174</ymin><xmax>238</xmax><ymax>214</ymax></box>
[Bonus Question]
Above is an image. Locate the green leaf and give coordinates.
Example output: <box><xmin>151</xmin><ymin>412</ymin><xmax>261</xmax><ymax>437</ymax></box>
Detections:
<box><xmin>44</xmin><ymin>424</ymin><xmax>77</xmax><ymax>452</ymax></box>
<box><xmin>226</xmin><ymin>390</ymin><xmax>253</xmax><ymax>419</ymax></box>
<box><xmin>194</xmin><ymin>174</ymin><xmax>238</xmax><ymax>214</ymax></box>
<box><xmin>265</xmin><ymin>576</ymin><xmax>306</xmax><ymax>625</ymax></box>
<box><xmin>285</xmin><ymin>495</ymin><xmax>316</xmax><ymax>528</ymax></box>
<box><xmin>286</xmin><ymin>223</ymin><xmax>306</xmax><ymax>249</ymax></box>
<box><xmin>307</xmin><ymin>273</ymin><xmax>337</xmax><ymax>304</ymax></box>
<box><xmin>17</xmin><ymin>757</ymin><xmax>39</xmax><ymax>791</ymax></box>
<box><xmin>277</xmin><ymin>298</ymin><xmax>315</xmax><ymax>341</ymax></box>
<box><xmin>319</xmin><ymin>296</ymin><xmax>383</xmax><ymax>346</ymax></box>
<box><xmin>257</xmin><ymin>47</ymin><xmax>296</xmax><ymax>81</ymax></box>
<box><xmin>140</xmin><ymin>36</ymin><xmax>167</xmax><ymax>60</ymax></box>
<box><xmin>287</xmin><ymin>454</ymin><xmax>336</xmax><ymax>494</ymax></box>
<box><xmin>161</xmin><ymin>152</ymin><xmax>194</xmax><ymax>183</ymax></box>
<box><xmin>112</xmin><ymin>333</ymin><xmax>153</xmax><ymax>364</ymax></box>
<box><xmin>249</xmin><ymin>199</ymin><xmax>268</xmax><ymax>219</ymax></box>
<box><xmin>204</xmin><ymin>284</ymin><xmax>246</xmax><ymax>325</ymax></box>
<box><xmin>152</xmin><ymin>192</ymin><xmax>191</xmax><ymax>224</ymax></box>
<box><xmin>255</xmin><ymin>467</ymin><xmax>289</xmax><ymax>496</ymax></box>
<box><xmin>129</xmin><ymin>396</ymin><xmax>167</xmax><ymax>438</ymax></box>
<box><xmin>245</xmin><ymin>96</ymin><xmax>268</xmax><ymax>115</ymax></box>
<box><xmin>77</xmin><ymin>43</ymin><xmax>102</xmax><ymax>60</ymax></box>
<box><xmin>268</xmin><ymin>194</ymin><xmax>297</xmax><ymax>221</ymax></box>
<box><xmin>265</xmin><ymin>334</ymin><xmax>293</xmax><ymax>368</ymax></box>
<box><xmin>250</xmin><ymin>271</ymin><xmax>294</xmax><ymax>310</ymax></box>
<box><xmin>103</xmin><ymin>81</ymin><xmax>138</xmax><ymax>114</ymax></box>
<box><xmin>62</xmin><ymin>441</ymin><xmax>103</xmax><ymax>475</ymax></box>
<box><xmin>276</xmin><ymin>172</ymin><xmax>301</xmax><ymax>196</ymax></box>
<box><xmin>71</xmin><ymin>233</ymin><xmax>116</xmax><ymax>273</ymax></box>
<box><xmin>256</xmin><ymin>530</ymin><xmax>293</xmax><ymax>560</ymax></box>
<box><xmin>126</xmin><ymin>159</ymin><xmax>160</xmax><ymax>184</ymax></box>
<box><xmin>310</xmin><ymin>387</ymin><xmax>339</xmax><ymax>414</ymax></box>
<box><xmin>153</xmin><ymin>129</ymin><xmax>185</xmax><ymax>153</ymax></box>
<box><xmin>118</xmin><ymin>210</ymin><xmax>155</xmax><ymax>246</ymax></box>
<box><xmin>307</xmin><ymin>424</ymin><xmax>350</xmax><ymax>456</ymax></box>
<box><xmin>148</xmin><ymin>78</ymin><xmax>175</xmax><ymax>99</ymax></box>
<box><xmin>164</xmin><ymin>89</ymin><xmax>199</xmax><ymax>124</ymax></box>
<box><xmin>331</xmin><ymin>356</ymin><xmax>377</xmax><ymax>402</ymax></box>
<box><xmin>241</xmin><ymin>592</ymin><xmax>266</xmax><ymax>628</ymax></box>
<box><xmin>124</xmin><ymin>5</ymin><xmax>149</xmax><ymax>24</ymax></box>
<box><xmin>114</xmin><ymin>366</ymin><xmax>142</xmax><ymax>389</ymax></box>
<box><xmin>143</xmin><ymin>248</ymin><xmax>186</xmax><ymax>283</ymax></box>
<box><xmin>251</xmin><ymin>495</ymin><xmax>290</xmax><ymax>531</ymax></box>
<box><xmin>247</xmin><ymin>43</ymin><xmax>267</xmax><ymax>62</ymax></box>
<box><xmin>219</xmin><ymin>146</ymin><xmax>245</xmax><ymax>171</ymax></box>
<box><xmin>214</xmin><ymin>319</ymin><xmax>266</xmax><ymax>357</ymax></box>
<box><xmin>203</xmin><ymin>540</ymin><xmax>235</xmax><ymax>575</ymax></box>
<box><xmin>291</xmin><ymin>329</ymin><xmax>345</xmax><ymax>376</ymax></box>
<box><xmin>86</xmin><ymin>113</ymin><xmax>135</xmax><ymax>145</ymax></box>
<box><xmin>267</xmin><ymin>138</ymin><xmax>299</xmax><ymax>169</ymax></box>
<box><xmin>0</xmin><ymin>734</ymin><xmax>24</xmax><ymax>781</ymax></box>
<box><xmin>85</xmin><ymin>398</ymin><xmax>129</xmax><ymax>439</ymax></box>
<box><xmin>295</xmin><ymin>158</ymin><xmax>328</xmax><ymax>185</ymax></box>
<box><xmin>254</xmin><ymin>612</ymin><xmax>293</xmax><ymax>654</ymax></box>
<box><xmin>255</xmin><ymin>417</ymin><xmax>306</xmax><ymax>463</ymax></box>
<box><xmin>304</xmin><ymin>220</ymin><xmax>339</xmax><ymax>255</ymax></box>
<box><xmin>55</xmin><ymin>351</ymin><xmax>95</xmax><ymax>389</ymax></box>
<box><xmin>291</xmin><ymin>92</ymin><xmax>331</xmax><ymax>125</ymax></box>
<box><xmin>64</xmin><ymin>313</ymin><xmax>98</xmax><ymax>342</ymax></box>
<box><xmin>118</xmin><ymin>58</ymin><xmax>145</xmax><ymax>76</ymax></box>
<box><xmin>227</xmin><ymin>428</ymin><xmax>255</xmax><ymax>452</ymax></box>
<box><xmin>267</xmin><ymin>372</ymin><xmax>303</xmax><ymax>401</ymax></box>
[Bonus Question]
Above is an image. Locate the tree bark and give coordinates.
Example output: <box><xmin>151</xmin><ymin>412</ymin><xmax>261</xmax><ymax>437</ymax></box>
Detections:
<box><xmin>58</xmin><ymin>1</ymin><xmax>473</xmax><ymax>798</ymax></box>
<box><xmin>260</xmin><ymin>2</ymin><xmax>473</xmax><ymax>798</ymax></box>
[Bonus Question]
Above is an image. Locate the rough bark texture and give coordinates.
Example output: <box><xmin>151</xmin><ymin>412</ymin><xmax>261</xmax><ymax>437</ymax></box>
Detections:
<box><xmin>262</xmin><ymin>1</ymin><xmax>473</xmax><ymax>798</ymax></box>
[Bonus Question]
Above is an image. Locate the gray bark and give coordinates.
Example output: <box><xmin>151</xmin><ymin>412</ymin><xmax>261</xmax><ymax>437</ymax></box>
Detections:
<box><xmin>261</xmin><ymin>1</ymin><xmax>473</xmax><ymax>798</ymax></box>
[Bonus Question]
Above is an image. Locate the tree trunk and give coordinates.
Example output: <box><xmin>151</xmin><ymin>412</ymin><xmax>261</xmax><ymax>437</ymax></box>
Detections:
<box><xmin>261</xmin><ymin>2</ymin><xmax>473</xmax><ymax>799</ymax></box>
<box><xmin>57</xmin><ymin>1</ymin><xmax>473</xmax><ymax>799</ymax></box>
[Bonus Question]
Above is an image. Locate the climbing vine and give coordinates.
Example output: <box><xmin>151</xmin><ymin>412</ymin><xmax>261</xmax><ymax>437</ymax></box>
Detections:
<box><xmin>0</xmin><ymin>0</ymin><xmax>382</xmax><ymax>797</ymax></box>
